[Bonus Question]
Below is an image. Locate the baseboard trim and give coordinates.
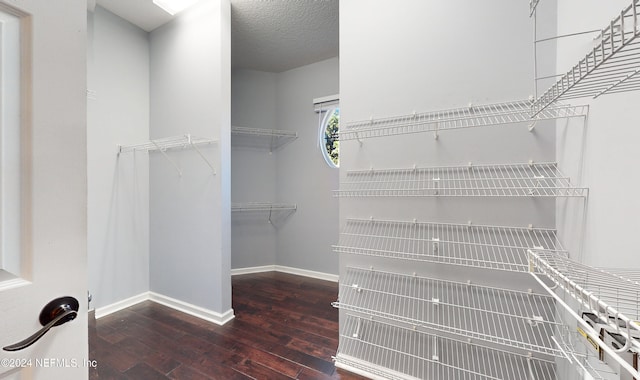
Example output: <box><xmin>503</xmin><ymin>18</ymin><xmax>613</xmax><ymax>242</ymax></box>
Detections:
<box><xmin>149</xmin><ymin>292</ymin><xmax>235</xmax><ymax>326</ymax></box>
<box><xmin>230</xmin><ymin>265</ymin><xmax>277</xmax><ymax>276</ymax></box>
<box><xmin>231</xmin><ymin>265</ymin><xmax>338</xmax><ymax>282</ymax></box>
<box><xmin>95</xmin><ymin>291</ymin><xmax>234</xmax><ymax>326</ymax></box>
<box><xmin>95</xmin><ymin>292</ymin><xmax>149</xmax><ymax>319</ymax></box>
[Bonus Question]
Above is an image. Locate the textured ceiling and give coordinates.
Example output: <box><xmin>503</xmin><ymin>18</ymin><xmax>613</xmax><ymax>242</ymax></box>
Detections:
<box><xmin>231</xmin><ymin>0</ymin><xmax>339</xmax><ymax>72</ymax></box>
<box><xmin>94</xmin><ymin>0</ymin><xmax>338</xmax><ymax>73</ymax></box>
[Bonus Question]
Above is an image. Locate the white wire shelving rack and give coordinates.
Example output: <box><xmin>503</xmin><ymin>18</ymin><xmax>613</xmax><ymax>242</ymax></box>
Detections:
<box><xmin>231</xmin><ymin>202</ymin><xmax>297</xmax><ymax>224</ymax></box>
<box><xmin>117</xmin><ymin>134</ymin><xmax>217</xmax><ymax>176</ymax></box>
<box><xmin>339</xmin><ymin>100</ymin><xmax>588</xmax><ymax>141</ymax></box>
<box><xmin>335</xmin><ymin>313</ymin><xmax>559</xmax><ymax>380</ymax></box>
<box><xmin>335</xmin><ymin>162</ymin><xmax>588</xmax><ymax>198</ymax></box>
<box><xmin>528</xmin><ymin>250</ymin><xmax>640</xmax><ymax>379</ymax></box>
<box><xmin>333</xmin><ymin>267</ymin><xmax>564</xmax><ymax>357</ymax></box>
<box><xmin>333</xmin><ymin>218</ymin><xmax>567</xmax><ymax>272</ymax></box>
<box><xmin>231</xmin><ymin>126</ymin><xmax>298</xmax><ymax>152</ymax></box>
<box><xmin>532</xmin><ymin>0</ymin><xmax>640</xmax><ymax>114</ymax></box>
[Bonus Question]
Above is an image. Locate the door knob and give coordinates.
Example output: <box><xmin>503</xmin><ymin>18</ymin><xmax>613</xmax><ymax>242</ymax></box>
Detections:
<box><xmin>3</xmin><ymin>296</ymin><xmax>79</xmax><ymax>352</ymax></box>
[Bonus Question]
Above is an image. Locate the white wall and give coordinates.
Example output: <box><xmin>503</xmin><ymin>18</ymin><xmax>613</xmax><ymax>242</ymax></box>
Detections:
<box><xmin>149</xmin><ymin>0</ymin><xmax>232</xmax><ymax>315</ymax></box>
<box><xmin>87</xmin><ymin>6</ymin><xmax>150</xmax><ymax>310</ymax></box>
<box><xmin>276</xmin><ymin>57</ymin><xmax>340</xmax><ymax>275</ymax></box>
<box><xmin>231</xmin><ymin>69</ymin><xmax>278</xmax><ymax>268</ymax></box>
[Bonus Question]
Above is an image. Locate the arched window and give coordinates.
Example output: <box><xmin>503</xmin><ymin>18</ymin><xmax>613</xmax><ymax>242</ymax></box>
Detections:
<box><xmin>320</xmin><ymin>107</ymin><xmax>339</xmax><ymax>168</ymax></box>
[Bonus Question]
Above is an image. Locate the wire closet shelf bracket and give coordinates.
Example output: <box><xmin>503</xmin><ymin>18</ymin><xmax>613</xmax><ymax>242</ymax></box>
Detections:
<box><xmin>231</xmin><ymin>126</ymin><xmax>298</xmax><ymax>152</ymax></box>
<box><xmin>532</xmin><ymin>0</ymin><xmax>640</xmax><ymax>114</ymax></box>
<box><xmin>528</xmin><ymin>249</ymin><xmax>640</xmax><ymax>379</ymax></box>
<box><xmin>333</xmin><ymin>266</ymin><xmax>567</xmax><ymax>358</ymax></box>
<box><xmin>339</xmin><ymin>100</ymin><xmax>588</xmax><ymax>141</ymax></box>
<box><xmin>231</xmin><ymin>202</ymin><xmax>297</xmax><ymax>225</ymax></box>
<box><xmin>117</xmin><ymin>134</ymin><xmax>217</xmax><ymax>176</ymax></box>
<box><xmin>335</xmin><ymin>162</ymin><xmax>588</xmax><ymax>198</ymax></box>
<box><xmin>334</xmin><ymin>218</ymin><xmax>567</xmax><ymax>273</ymax></box>
<box><xmin>334</xmin><ymin>313</ymin><xmax>560</xmax><ymax>380</ymax></box>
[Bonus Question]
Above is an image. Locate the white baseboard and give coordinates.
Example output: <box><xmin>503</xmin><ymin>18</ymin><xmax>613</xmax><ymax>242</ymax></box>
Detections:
<box><xmin>95</xmin><ymin>291</ymin><xmax>234</xmax><ymax>326</ymax></box>
<box><xmin>95</xmin><ymin>292</ymin><xmax>149</xmax><ymax>319</ymax></box>
<box><xmin>230</xmin><ymin>265</ymin><xmax>277</xmax><ymax>276</ymax></box>
<box><xmin>231</xmin><ymin>265</ymin><xmax>339</xmax><ymax>282</ymax></box>
<box><xmin>149</xmin><ymin>292</ymin><xmax>235</xmax><ymax>326</ymax></box>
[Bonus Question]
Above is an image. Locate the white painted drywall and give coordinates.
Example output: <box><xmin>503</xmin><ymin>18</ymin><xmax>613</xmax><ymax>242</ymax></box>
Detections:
<box><xmin>87</xmin><ymin>6</ymin><xmax>150</xmax><ymax>311</ymax></box>
<box><xmin>231</xmin><ymin>69</ymin><xmax>279</xmax><ymax>269</ymax></box>
<box><xmin>149</xmin><ymin>0</ymin><xmax>232</xmax><ymax>314</ymax></box>
<box><xmin>275</xmin><ymin>57</ymin><xmax>340</xmax><ymax>275</ymax></box>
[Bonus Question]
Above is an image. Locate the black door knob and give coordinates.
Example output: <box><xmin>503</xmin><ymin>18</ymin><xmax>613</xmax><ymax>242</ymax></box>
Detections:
<box><xmin>3</xmin><ymin>296</ymin><xmax>79</xmax><ymax>352</ymax></box>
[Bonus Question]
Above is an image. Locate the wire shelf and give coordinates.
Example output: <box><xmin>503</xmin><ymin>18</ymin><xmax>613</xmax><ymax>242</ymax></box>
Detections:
<box><xmin>335</xmin><ymin>162</ymin><xmax>588</xmax><ymax>198</ymax></box>
<box><xmin>231</xmin><ymin>202</ymin><xmax>297</xmax><ymax>212</ymax></box>
<box><xmin>334</xmin><ymin>218</ymin><xmax>567</xmax><ymax>272</ymax></box>
<box><xmin>339</xmin><ymin>100</ymin><xmax>587</xmax><ymax>141</ymax></box>
<box><xmin>528</xmin><ymin>250</ymin><xmax>640</xmax><ymax>378</ymax></box>
<box><xmin>231</xmin><ymin>202</ymin><xmax>297</xmax><ymax>225</ymax></box>
<box><xmin>334</xmin><ymin>267</ymin><xmax>563</xmax><ymax>357</ymax></box>
<box><xmin>533</xmin><ymin>0</ymin><xmax>640</xmax><ymax>114</ymax></box>
<box><xmin>117</xmin><ymin>134</ymin><xmax>217</xmax><ymax>176</ymax></box>
<box><xmin>529</xmin><ymin>251</ymin><xmax>640</xmax><ymax>324</ymax></box>
<box><xmin>118</xmin><ymin>134</ymin><xmax>215</xmax><ymax>153</ymax></box>
<box><xmin>335</xmin><ymin>314</ymin><xmax>558</xmax><ymax>380</ymax></box>
<box><xmin>231</xmin><ymin>126</ymin><xmax>297</xmax><ymax>151</ymax></box>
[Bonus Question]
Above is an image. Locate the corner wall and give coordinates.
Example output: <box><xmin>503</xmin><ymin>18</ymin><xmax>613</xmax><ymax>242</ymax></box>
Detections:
<box><xmin>87</xmin><ymin>6</ymin><xmax>150</xmax><ymax>311</ymax></box>
<box><xmin>231</xmin><ymin>69</ymin><xmax>278</xmax><ymax>269</ymax></box>
<box><xmin>149</xmin><ymin>0</ymin><xmax>232</xmax><ymax>316</ymax></box>
<box><xmin>230</xmin><ymin>58</ymin><xmax>339</xmax><ymax>277</ymax></box>
<box><xmin>275</xmin><ymin>57</ymin><xmax>340</xmax><ymax>275</ymax></box>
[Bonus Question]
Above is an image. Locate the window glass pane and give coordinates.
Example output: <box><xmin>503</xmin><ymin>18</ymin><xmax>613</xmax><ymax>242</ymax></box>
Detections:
<box><xmin>322</xmin><ymin>107</ymin><xmax>339</xmax><ymax>168</ymax></box>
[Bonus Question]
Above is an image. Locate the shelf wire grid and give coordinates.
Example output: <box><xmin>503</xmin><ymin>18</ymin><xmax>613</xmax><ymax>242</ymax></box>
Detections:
<box><xmin>334</xmin><ymin>218</ymin><xmax>567</xmax><ymax>272</ymax></box>
<box><xmin>533</xmin><ymin>0</ymin><xmax>640</xmax><ymax>114</ymax></box>
<box><xmin>339</xmin><ymin>100</ymin><xmax>587</xmax><ymax>141</ymax></box>
<box><xmin>118</xmin><ymin>134</ymin><xmax>215</xmax><ymax>153</ymax></box>
<box><xmin>333</xmin><ymin>267</ymin><xmax>563</xmax><ymax>357</ymax></box>
<box><xmin>335</xmin><ymin>162</ymin><xmax>588</xmax><ymax>198</ymax></box>
<box><xmin>231</xmin><ymin>126</ymin><xmax>297</xmax><ymax>151</ymax></box>
<box><xmin>231</xmin><ymin>202</ymin><xmax>297</xmax><ymax>225</ymax></box>
<box><xmin>335</xmin><ymin>314</ymin><xmax>558</xmax><ymax>380</ymax></box>
<box><xmin>231</xmin><ymin>202</ymin><xmax>297</xmax><ymax>212</ymax></box>
<box><xmin>529</xmin><ymin>250</ymin><xmax>640</xmax><ymax>350</ymax></box>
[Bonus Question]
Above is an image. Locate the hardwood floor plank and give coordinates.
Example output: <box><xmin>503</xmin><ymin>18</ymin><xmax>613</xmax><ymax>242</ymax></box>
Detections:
<box><xmin>123</xmin><ymin>363</ymin><xmax>169</xmax><ymax>380</ymax></box>
<box><xmin>230</xmin><ymin>343</ymin><xmax>303</xmax><ymax>378</ymax></box>
<box><xmin>166</xmin><ymin>364</ymin><xmax>214</xmax><ymax>380</ymax></box>
<box><xmin>89</xmin><ymin>272</ymin><xmax>351</xmax><ymax>379</ymax></box>
<box><xmin>232</xmin><ymin>358</ymin><xmax>296</xmax><ymax>380</ymax></box>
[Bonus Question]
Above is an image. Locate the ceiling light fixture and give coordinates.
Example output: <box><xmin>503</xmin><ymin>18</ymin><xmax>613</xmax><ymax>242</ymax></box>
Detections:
<box><xmin>153</xmin><ymin>0</ymin><xmax>199</xmax><ymax>15</ymax></box>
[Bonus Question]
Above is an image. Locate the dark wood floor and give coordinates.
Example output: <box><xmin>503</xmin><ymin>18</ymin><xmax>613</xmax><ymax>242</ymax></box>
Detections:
<box><xmin>89</xmin><ymin>272</ymin><xmax>367</xmax><ymax>379</ymax></box>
